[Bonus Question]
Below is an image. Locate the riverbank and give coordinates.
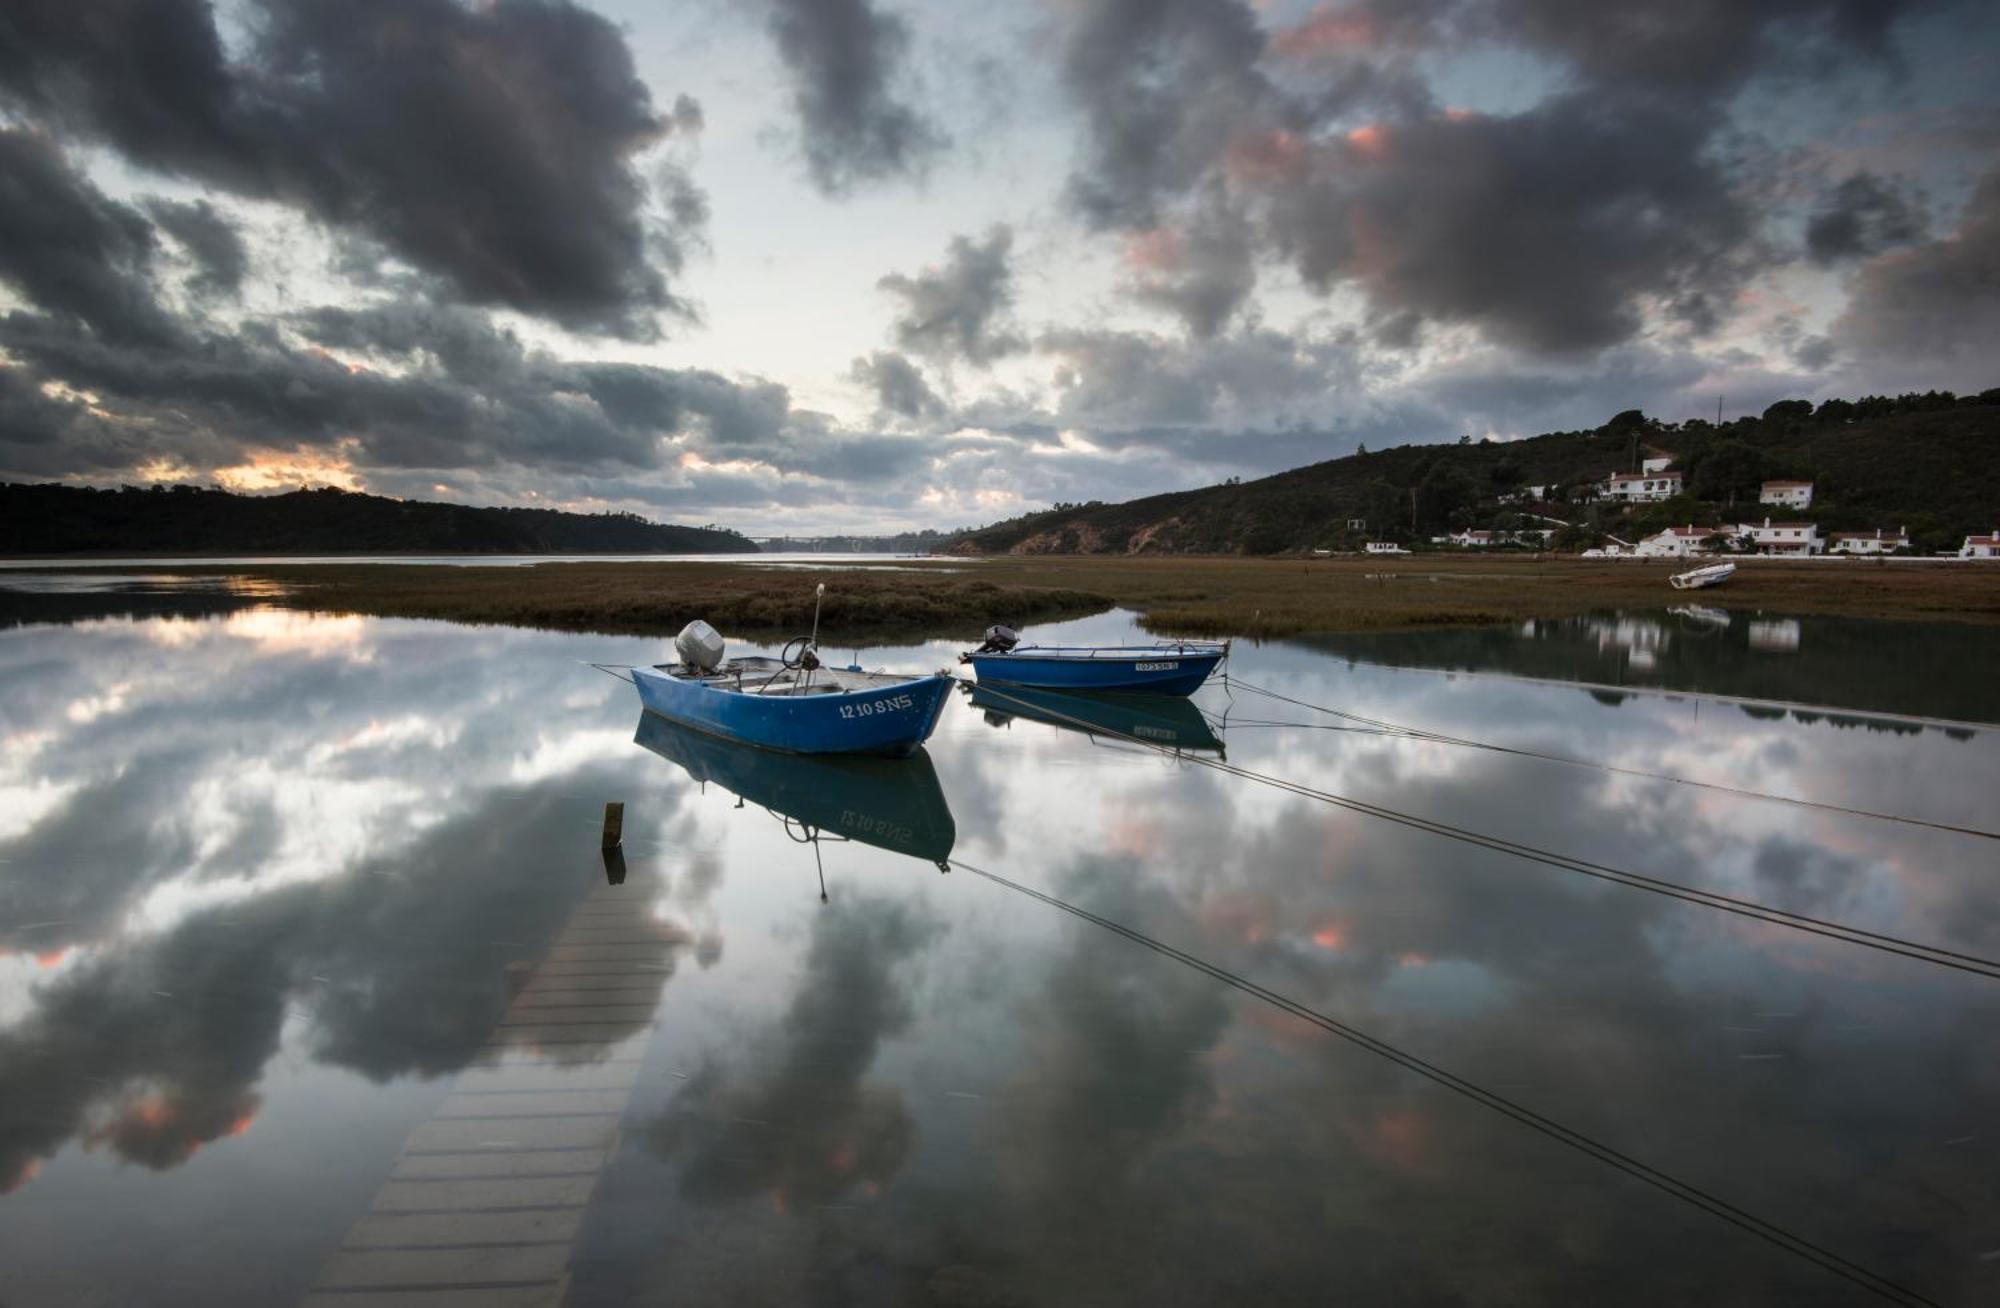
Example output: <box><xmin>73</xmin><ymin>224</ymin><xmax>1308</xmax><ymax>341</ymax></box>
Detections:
<box><xmin>11</xmin><ymin>554</ymin><xmax>1999</xmax><ymax>638</ymax></box>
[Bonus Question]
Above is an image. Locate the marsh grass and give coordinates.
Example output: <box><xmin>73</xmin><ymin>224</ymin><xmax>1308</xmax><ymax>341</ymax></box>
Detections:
<box><xmin>27</xmin><ymin>554</ymin><xmax>2000</xmax><ymax>639</ymax></box>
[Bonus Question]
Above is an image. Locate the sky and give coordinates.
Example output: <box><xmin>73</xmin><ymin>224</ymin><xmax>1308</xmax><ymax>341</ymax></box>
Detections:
<box><xmin>0</xmin><ymin>0</ymin><xmax>1996</xmax><ymax>535</ymax></box>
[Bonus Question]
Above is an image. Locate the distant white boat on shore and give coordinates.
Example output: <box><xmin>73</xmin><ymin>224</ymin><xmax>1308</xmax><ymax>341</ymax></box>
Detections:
<box><xmin>1669</xmin><ymin>562</ymin><xmax>1736</xmax><ymax>590</ymax></box>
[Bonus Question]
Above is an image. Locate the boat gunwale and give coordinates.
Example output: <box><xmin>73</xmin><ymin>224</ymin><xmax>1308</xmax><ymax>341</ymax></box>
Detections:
<box><xmin>976</xmin><ymin>642</ymin><xmax>1228</xmax><ymax>662</ymax></box>
<box><xmin>645</xmin><ymin>661</ymin><xmax>947</xmax><ymax>698</ymax></box>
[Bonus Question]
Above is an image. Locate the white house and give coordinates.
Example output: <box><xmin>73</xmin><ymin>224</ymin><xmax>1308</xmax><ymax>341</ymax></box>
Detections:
<box><xmin>1603</xmin><ymin>470</ymin><xmax>1684</xmax><ymax>502</ymax></box>
<box><xmin>1364</xmin><ymin>541</ymin><xmax>1409</xmax><ymax>555</ymax></box>
<box><xmin>1430</xmin><ymin>529</ymin><xmax>1499</xmax><ymax>547</ymax></box>
<box><xmin>1961</xmin><ymin>531</ymin><xmax>2000</xmax><ymax>559</ymax></box>
<box><xmin>1641</xmin><ymin>456</ymin><xmax>1673</xmax><ymax>474</ymax></box>
<box><xmin>1759</xmin><ymin>480</ymin><xmax>1814</xmax><ymax>508</ymax></box>
<box><xmin>1737</xmin><ymin>517</ymin><xmax>1822</xmax><ymax>555</ymax></box>
<box><xmin>1635</xmin><ymin>524</ymin><xmax>1733</xmax><ymax>558</ymax></box>
<box><xmin>1829</xmin><ymin>528</ymin><xmax>1909</xmax><ymax>555</ymax></box>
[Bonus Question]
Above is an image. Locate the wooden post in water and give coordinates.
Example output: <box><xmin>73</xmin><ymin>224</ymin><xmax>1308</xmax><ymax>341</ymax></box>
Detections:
<box><xmin>601</xmin><ymin>802</ymin><xmax>624</xmax><ymax>850</ymax></box>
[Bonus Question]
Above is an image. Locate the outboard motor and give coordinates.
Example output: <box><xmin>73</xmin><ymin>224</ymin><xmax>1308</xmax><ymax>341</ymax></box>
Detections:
<box><xmin>962</xmin><ymin>624</ymin><xmax>1020</xmax><ymax>662</ymax></box>
<box><xmin>675</xmin><ymin>619</ymin><xmax>726</xmax><ymax>673</ymax></box>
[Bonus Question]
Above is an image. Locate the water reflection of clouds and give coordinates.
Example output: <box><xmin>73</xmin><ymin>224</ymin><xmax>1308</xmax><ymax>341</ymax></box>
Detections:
<box><xmin>0</xmin><ymin>611</ymin><xmax>721</xmax><ymax>1197</ymax></box>
<box><xmin>6</xmin><ymin>604</ymin><xmax>1999</xmax><ymax>1303</ymax></box>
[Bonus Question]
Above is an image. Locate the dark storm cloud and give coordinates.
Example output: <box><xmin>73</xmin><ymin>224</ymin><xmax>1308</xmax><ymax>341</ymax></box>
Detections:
<box><xmin>877</xmin><ymin>226</ymin><xmax>1026</xmax><ymax>366</ymax></box>
<box><xmin>0</xmin><ymin>299</ymin><xmax>800</xmax><ymax>480</ymax></box>
<box><xmin>141</xmin><ymin>196</ymin><xmax>249</xmax><ymax>298</ymax></box>
<box><xmin>0</xmin><ymin>130</ymin><xmax>179</xmax><ymax>346</ymax></box>
<box><xmin>1805</xmin><ymin>172</ymin><xmax>1928</xmax><ymax>264</ymax></box>
<box><xmin>0</xmin><ymin>0</ymin><xmax>695</xmax><ymax>337</ymax></box>
<box><xmin>1831</xmin><ymin>168</ymin><xmax>2000</xmax><ymax>380</ymax></box>
<box><xmin>1056</xmin><ymin>0</ymin><xmax>1278</xmax><ymax>232</ymax></box>
<box><xmin>848</xmin><ymin>349</ymin><xmax>945</xmax><ymax>422</ymax></box>
<box><xmin>1469</xmin><ymin>0</ymin><xmax>1909</xmax><ymax>96</ymax></box>
<box><xmin>1262</xmin><ymin>94</ymin><xmax>1758</xmax><ymax>351</ymax></box>
<box><xmin>764</xmin><ymin>0</ymin><xmax>945</xmax><ymax>195</ymax></box>
<box><xmin>1048</xmin><ymin>0</ymin><xmax>1928</xmax><ymax>353</ymax></box>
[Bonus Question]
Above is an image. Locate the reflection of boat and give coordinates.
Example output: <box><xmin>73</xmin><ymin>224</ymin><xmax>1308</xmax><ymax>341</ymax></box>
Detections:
<box><xmin>1669</xmin><ymin>563</ymin><xmax>1735</xmax><ymax>590</ymax></box>
<box><xmin>1668</xmin><ymin>604</ymin><xmax>1731</xmax><ymax>629</ymax></box>
<box><xmin>634</xmin><ymin>710</ymin><xmax>956</xmax><ymax>866</ymax></box>
<box><xmin>963</xmin><ymin>642</ymin><xmax>1228</xmax><ymax>695</ymax></box>
<box><xmin>964</xmin><ymin>683</ymin><xmax>1226</xmax><ymax>755</ymax></box>
<box><xmin>630</xmin><ymin>619</ymin><xmax>951</xmax><ymax>757</ymax></box>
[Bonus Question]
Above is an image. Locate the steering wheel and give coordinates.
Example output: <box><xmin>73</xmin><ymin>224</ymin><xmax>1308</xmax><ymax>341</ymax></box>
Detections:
<box><xmin>780</xmin><ymin>635</ymin><xmax>820</xmax><ymax>671</ymax></box>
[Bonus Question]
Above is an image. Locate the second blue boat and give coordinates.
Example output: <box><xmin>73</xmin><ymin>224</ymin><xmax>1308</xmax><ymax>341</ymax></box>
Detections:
<box><xmin>962</xmin><ymin>627</ymin><xmax>1227</xmax><ymax>696</ymax></box>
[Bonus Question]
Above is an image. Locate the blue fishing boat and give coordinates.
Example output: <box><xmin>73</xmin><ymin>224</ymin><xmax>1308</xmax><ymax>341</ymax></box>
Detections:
<box><xmin>628</xmin><ymin>606</ymin><xmax>952</xmax><ymax>757</ymax></box>
<box><xmin>960</xmin><ymin>626</ymin><xmax>1227</xmax><ymax>696</ymax></box>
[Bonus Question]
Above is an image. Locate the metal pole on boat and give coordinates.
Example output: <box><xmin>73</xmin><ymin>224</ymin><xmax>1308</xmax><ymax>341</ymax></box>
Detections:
<box><xmin>809</xmin><ymin>582</ymin><xmax>825</xmax><ymax>653</ymax></box>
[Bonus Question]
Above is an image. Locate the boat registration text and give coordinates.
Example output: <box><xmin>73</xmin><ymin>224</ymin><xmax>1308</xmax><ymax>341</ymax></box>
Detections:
<box><xmin>838</xmin><ymin>693</ymin><xmax>915</xmax><ymax>719</ymax></box>
<box><xmin>1134</xmin><ymin>661</ymin><xmax>1180</xmax><ymax>672</ymax></box>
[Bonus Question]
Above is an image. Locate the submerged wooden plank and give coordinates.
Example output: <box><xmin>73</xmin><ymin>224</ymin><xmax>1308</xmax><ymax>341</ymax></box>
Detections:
<box><xmin>302</xmin><ymin>1287</ymin><xmax>563</xmax><ymax>1308</ymax></box>
<box><xmin>543</xmin><ymin>944</ymin><xmax>670</xmax><ymax>962</ymax></box>
<box><xmin>372</xmin><ymin>1175</ymin><xmax>598</xmax><ymax>1212</ymax></box>
<box><xmin>434</xmin><ymin>1090</ymin><xmax>630</xmax><ymax>1119</ymax></box>
<box><xmin>315</xmin><ymin>1242</ymin><xmax>571</xmax><ymax>1289</ymax></box>
<box><xmin>392</xmin><ymin>1148</ymin><xmax>607</xmax><ymax>1180</ymax></box>
<box><xmin>529</xmin><ymin>960</ymin><xmax>674</xmax><ymax>977</ymax></box>
<box><xmin>496</xmin><ymin>1006</ymin><xmax>659</xmax><ymax>1027</ymax></box>
<box><xmin>451</xmin><ymin>1063</ymin><xmax>641</xmax><ymax>1095</ymax></box>
<box><xmin>405</xmin><ymin>1115</ymin><xmax>618</xmax><ymax>1154</ymax></box>
<box><xmin>511</xmin><ymin>985</ymin><xmax>663</xmax><ymax>1006</ymax></box>
<box><xmin>344</xmin><ymin>1208</ymin><xmax>584</xmax><ymax>1249</ymax></box>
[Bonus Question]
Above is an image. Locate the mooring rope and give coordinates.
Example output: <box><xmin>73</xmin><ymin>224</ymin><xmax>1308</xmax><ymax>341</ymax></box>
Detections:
<box><xmin>1220</xmin><ymin>675</ymin><xmax>2000</xmax><ymax>842</ymax></box>
<box><xmin>948</xmin><ymin>854</ymin><xmax>1942</xmax><ymax>1308</ymax></box>
<box><xmin>959</xmin><ymin>678</ymin><xmax>2000</xmax><ymax>983</ymax></box>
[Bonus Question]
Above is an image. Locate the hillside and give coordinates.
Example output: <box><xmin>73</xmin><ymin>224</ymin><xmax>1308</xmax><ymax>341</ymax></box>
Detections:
<box><xmin>950</xmin><ymin>389</ymin><xmax>2000</xmax><ymax>557</ymax></box>
<box><xmin>0</xmin><ymin>483</ymin><xmax>758</xmax><ymax>556</ymax></box>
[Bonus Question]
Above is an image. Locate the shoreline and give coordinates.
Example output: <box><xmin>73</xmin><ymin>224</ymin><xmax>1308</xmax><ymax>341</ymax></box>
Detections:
<box><xmin>5</xmin><ymin>554</ymin><xmax>1997</xmax><ymax>638</ymax></box>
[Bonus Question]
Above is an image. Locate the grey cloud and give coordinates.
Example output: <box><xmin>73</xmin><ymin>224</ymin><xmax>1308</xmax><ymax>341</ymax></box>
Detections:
<box><xmin>142</xmin><ymin>196</ymin><xmax>248</xmax><ymax>298</ymax></box>
<box><xmin>1805</xmin><ymin>172</ymin><xmax>1928</xmax><ymax>264</ymax></box>
<box><xmin>1260</xmin><ymin>93</ymin><xmax>1758</xmax><ymax>352</ymax></box>
<box><xmin>0</xmin><ymin>300</ymin><xmax>801</xmax><ymax>480</ymax></box>
<box><xmin>849</xmin><ymin>349</ymin><xmax>945</xmax><ymax>422</ymax></box>
<box><xmin>0</xmin><ymin>0</ymin><xmax>695</xmax><ymax>338</ymax></box>
<box><xmin>877</xmin><ymin>226</ymin><xmax>1026</xmax><ymax>366</ymax></box>
<box><xmin>1048</xmin><ymin>0</ymin><xmax>1930</xmax><ymax>355</ymax></box>
<box><xmin>1125</xmin><ymin>188</ymin><xmax>1258</xmax><ymax>338</ymax></box>
<box><xmin>1472</xmin><ymin>0</ymin><xmax>1909</xmax><ymax>96</ymax></box>
<box><xmin>1039</xmin><ymin>325</ymin><xmax>1365</xmax><ymax>434</ymax></box>
<box><xmin>765</xmin><ymin>0</ymin><xmax>945</xmax><ymax>195</ymax></box>
<box><xmin>0</xmin><ymin>129</ymin><xmax>178</xmax><ymax>345</ymax></box>
<box><xmin>1057</xmin><ymin>0</ymin><xmax>1277</xmax><ymax>232</ymax></box>
<box><xmin>1830</xmin><ymin>168</ymin><xmax>2000</xmax><ymax>382</ymax></box>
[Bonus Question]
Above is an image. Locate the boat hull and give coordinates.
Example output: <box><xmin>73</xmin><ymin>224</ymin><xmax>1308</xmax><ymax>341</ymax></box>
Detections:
<box><xmin>965</xmin><ymin>648</ymin><xmax>1223</xmax><ymax>695</ymax></box>
<box><xmin>1669</xmin><ymin>563</ymin><xmax>1736</xmax><ymax>591</ymax></box>
<box><xmin>631</xmin><ymin>667</ymin><xmax>952</xmax><ymax>757</ymax></box>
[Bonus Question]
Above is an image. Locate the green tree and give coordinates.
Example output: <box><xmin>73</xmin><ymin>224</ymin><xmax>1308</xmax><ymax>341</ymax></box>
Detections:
<box><xmin>1687</xmin><ymin>440</ymin><xmax>1767</xmax><ymax>503</ymax></box>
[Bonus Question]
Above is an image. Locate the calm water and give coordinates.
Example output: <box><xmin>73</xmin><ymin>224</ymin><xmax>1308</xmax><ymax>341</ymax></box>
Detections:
<box><xmin>2</xmin><ymin>598</ymin><xmax>1998</xmax><ymax>1306</ymax></box>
